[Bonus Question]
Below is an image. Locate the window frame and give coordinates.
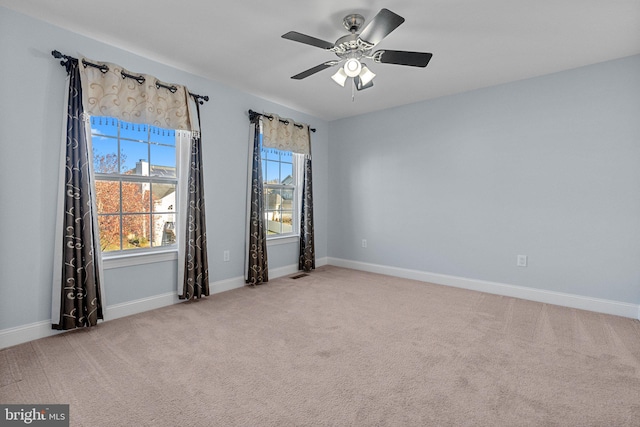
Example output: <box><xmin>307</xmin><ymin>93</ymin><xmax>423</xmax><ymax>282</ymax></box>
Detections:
<box><xmin>89</xmin><ymin>116</ymin><xmax>181</xmax><ymax>260</ymax></box>
<box><xmin>261</xmin><ymin>144</ymin><xmax>300</xmax><ymax>241</ymax></box>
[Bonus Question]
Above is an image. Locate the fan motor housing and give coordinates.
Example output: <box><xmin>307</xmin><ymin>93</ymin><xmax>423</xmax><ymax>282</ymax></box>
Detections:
<box><xmin>331</xmin><ymin>34</ymin><xmax>371</xmax><ymax>59</ymax></box>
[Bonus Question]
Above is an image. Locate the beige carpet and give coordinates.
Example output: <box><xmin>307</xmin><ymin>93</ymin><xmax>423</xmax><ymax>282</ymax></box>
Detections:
<box><xmin>2</xmin><ymin>266</ymin><xmax>640</xmax><ymax>426</ymax></box>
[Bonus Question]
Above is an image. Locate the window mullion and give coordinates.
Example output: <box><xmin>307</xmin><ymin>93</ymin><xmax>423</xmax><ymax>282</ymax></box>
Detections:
<box><xmin>116</xmin><ymin>121</ymin><xmax>123</xmax><ymax>251</ymax></box>
<box><xmin>147</xmin><ymin>126</ymin><xmax>153</xmax><ymax>247</ymax></box>
<box><xmin>118</xmin><ymin>181</ymin><xmax>124</xmax><ymax>251</ymax></box>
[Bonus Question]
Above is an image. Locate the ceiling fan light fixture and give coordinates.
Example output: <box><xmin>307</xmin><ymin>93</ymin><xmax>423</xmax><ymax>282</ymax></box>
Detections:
<box><xmin>331</xmin><ymin>68</ymin><xmax>348</xmax><ymax>86</ymax></box>
<box><xmin>358</xmin><ymin>65</ymin><xmax>376</xmax><ymax>86</ymax></box>
<box><xmin>354</xmin><ymin>76</ymin><xmax>374</xmax><ymax>91</ymax></box>
<box><xmin>343</xmin><ymin>58</ymin><xmax>362</xmax><ymax>77</ymax></box>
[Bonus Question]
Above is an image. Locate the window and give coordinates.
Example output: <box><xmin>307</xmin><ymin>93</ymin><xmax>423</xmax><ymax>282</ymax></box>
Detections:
<box><xmin>261</xmin><ymin>143</ymin><xmax>299</xmax><ymax>238</ymax></box>
<box><xmin>90</xmin><ymin>117</ymin><xmax>179</xmax><ymax>254</ymax></box>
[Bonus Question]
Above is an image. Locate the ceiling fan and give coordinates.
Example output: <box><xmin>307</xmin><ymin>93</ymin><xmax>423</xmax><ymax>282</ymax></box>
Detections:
<box><xmin>282</xmin><ymin>8</ymin><xmax>433</xmax><ymax>91</ymax></box>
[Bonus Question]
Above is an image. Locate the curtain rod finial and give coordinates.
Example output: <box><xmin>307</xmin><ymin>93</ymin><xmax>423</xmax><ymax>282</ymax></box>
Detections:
<box><xmin>52</xmin><ymin>50</ymin><xmax>74</xmax><ymax>68</ymax></box>
<box><xmin>190</xmin><ymin>93</ymin><xmax>209</xmax><ymax>104</ymax></box>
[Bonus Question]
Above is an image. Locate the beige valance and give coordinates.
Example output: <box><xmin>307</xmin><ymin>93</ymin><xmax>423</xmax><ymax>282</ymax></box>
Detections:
<box><xmin>261</xmin><ymin>113</ymin><xmax>310</xmax><ymax>155</ymax></box>
<box><xmin>79</xmin><ymin>56</ymin><xmax>195</xmax><ymax>131</ymax></box>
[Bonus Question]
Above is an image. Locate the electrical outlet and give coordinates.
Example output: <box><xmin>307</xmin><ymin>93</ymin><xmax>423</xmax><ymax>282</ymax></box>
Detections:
<box><xmin>223</xmin><ymin>250</ymin><xmax>230</xmax><ymax>262</ymax></box>
<box><xmin>517</xmin><ymin>255</ymin><xmax>527</xmax><ymax>267</ymax></box>
<box><xmin>361</xmin><ymin>239</ymin><xmax>367</xmax><ymax>248</ymax></box>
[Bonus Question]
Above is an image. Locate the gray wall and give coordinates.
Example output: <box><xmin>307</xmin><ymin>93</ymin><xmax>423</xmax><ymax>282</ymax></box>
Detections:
<box><xmin>329</xmin><ymin>54</ymin><xmax>640</xmax><ymax>305</ymax></box>
<box><xmin>0</xmin><ymin>7</ymin><xmax>328</xmax><ymax>329</ymax></box>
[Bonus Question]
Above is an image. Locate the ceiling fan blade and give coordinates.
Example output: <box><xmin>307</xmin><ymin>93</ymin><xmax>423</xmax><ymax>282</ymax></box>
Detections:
<box><xmin>282</xmin><ymin>31</ymin><xmax>335</xmax><ymax>50</ymax></box>
<box><xmin>375</xmin><ymin>50</ymin><xmax>433</xmax><ymax>67</ymax></box>
<box><xmin>291</xmin><ymin>62</ymin><xmax>337</xmax><ymax>80</ymax></box>
<box><xmin>358</xmin><ymin>9</ymin><xmax>405</xmax><ymax>47</ymax></box>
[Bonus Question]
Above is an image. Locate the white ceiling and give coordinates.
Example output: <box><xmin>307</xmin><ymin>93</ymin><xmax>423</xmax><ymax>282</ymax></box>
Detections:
<box><xmin>2</xmin><ymin>0</ymin><xmax>639</xmax><ymax>121</ymax></box>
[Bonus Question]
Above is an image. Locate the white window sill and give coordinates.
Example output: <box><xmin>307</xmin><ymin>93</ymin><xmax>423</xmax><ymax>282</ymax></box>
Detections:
<box><xmin>267</xmin><ymin>235</ymin><xmax>299</xmax><ymax>246</ymax></box>
<box><xmin>102</xmin><ymin>250</ymin><xmax>178</xmax><ymax>269</ymax></box>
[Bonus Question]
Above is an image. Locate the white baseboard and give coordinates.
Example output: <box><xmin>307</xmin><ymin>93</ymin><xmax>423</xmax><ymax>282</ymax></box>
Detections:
<box><xmin>1</xmin><ymin>256</ymin><xmax>633</xmax><ymax>349</ymax></box>
<box><xmin>0</xmin><ymin>276</ymin><xmax>247</xmax><ymax>349</ymax></box>
<box><xmin>327</xmin><ymin>258</ymin><xmax>640</xmax><ymax>320</ymax></box>
<box><xmin>0</xmin><ymin>321</ymin><xmax>66</xmax><ymax>350</ymax></box>
<box><xmin>104</xmin><ymin>292</ymin><xmax>180</xmax><ymax>321</ymax></box>
<box><xmin>0</xmin><ymin>257</ymin><xmax>330</xmax><ymax>350</ymax></box>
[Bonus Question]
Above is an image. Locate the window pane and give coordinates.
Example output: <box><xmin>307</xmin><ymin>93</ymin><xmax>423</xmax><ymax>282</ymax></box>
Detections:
<box><xmin>91</xmin><ymin>116</ymin><xmax>118</xmax><ymax>137</ymax></box>
<box><xmin>150</xmin><ymin>127</ymin><xmax>176</xmax><ymax>146</ymax></box>
<box><xmin>122</xmin><ymin>214</ymin><xmax>151</xmax><ymax>250</ymax></box>
<box><xmin>265</xmin><ymin>211</ymin><xmax>281</xmax><ymax>235</ymax></box>
<box><xmin>281</xmin><ymin>188</ymin><xmax>294</xmax><ymax>206</ymax></box>
<box><xmin>120</xmin><ymin>122</ymin><xmax>148</xmax><ymax>142</ymax></box>
<box><xmin>150</xmin><ymin>144</ymin><xmax>176</xmax><ymax>177</ymax></box>
<box><xmin>260</xmin><ymin>145</ymin><xmax>297</xmax><ymax>239</ymax></box>
<box><xmin>152</xmin><ymin>183</ymin><xmax>177</xmax><ymax>213</ymax></box>
<box><xmin>92</xmin><ymin>136</ymin><xmax>119</xmax><ymax>174</ymax></box>
<box><xmin>120</xmin><ymin>140</ymin><xmax>149</xmax><ymax>175</ymax></box>
<box><xmin>264</xmin><ymin>160</ymin><xmax>279</xmax><ymax>184</ymax></box>
<box><xmin>98</xmin><ymin>214</ymin><xmax>121</xmax><ymax>252</ymax></box>
<box><xmin>122</xmin><ymin>182</ymin><xmax>150</xmax><ymax>213</ymax></box>
<box><xmin>153</xmin><ymin>214</ymin><xmax>176</xmax><ymax>247</ymax></box>
<box><xmin>265</xmin><ymin>188</ymin><xmax>280</xmax><ymax>210</ymax></box>
<box><xmin>91</xmin><ymin>117</ymin><xmax>180</xmax><ymax>254</ymax></box>
<box><xmin>280</xmin><ymin>162</ymin><xmax>293</xmax><ymax>184</ymax></box>
<box><xmin>95</xmin><ymin>180</ymin><xmax>120</xmax><ymax>214</ymax></box>
<box><xmin>281</xmin><ymin>211</ymin><xmax>293</xmax><ymax>234</ymax></box>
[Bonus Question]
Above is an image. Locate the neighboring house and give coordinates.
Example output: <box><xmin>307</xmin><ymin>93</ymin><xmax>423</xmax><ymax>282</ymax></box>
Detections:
<box><xmin>265</xmin><ymin>174</ymin><xmax>294</xmax><ymax>234</ymax></box>
<box><xmin>133</xmin><ymin>160</ymin><xmax>177</xmax><ymax>245</ymax></box>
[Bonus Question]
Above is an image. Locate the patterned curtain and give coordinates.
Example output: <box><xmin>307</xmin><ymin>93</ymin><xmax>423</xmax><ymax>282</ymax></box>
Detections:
<box><xmin>299</xmin><ymin>143</ymin><xmax>315</xmax><ymax>272</ymax></box>
<box><xmin>52</xmin><ymin>58</ymin><xmax>104</xmax><ymax>330</ymax></box>
<box><xmin>262</xmin><ymin>112</ymin><xmax>310</xmax><ymax>155</ymax></box>
<box><xmin>245</xmin><ymin>116</ymin><xmax>268</xmax><ymax>285</ymax></box>
<box><xmin>179</xmin><ymin>102</ymin><xmax>210</xmax><ymax>299</ymax></box>
<box><xmin>78</xmin><ymin>56</ymin><xmax>193</xmax><ymax>131</ymax></box>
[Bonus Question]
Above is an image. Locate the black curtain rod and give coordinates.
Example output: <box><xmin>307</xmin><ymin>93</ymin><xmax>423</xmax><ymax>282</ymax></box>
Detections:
<box><xmin>248</xmin><ymin>109</ymin><xmax>316</xmax><ymax>133</ymax></box>
<box><xmin>51</xmin><ymin>50</ymin><xmax>209</xmax><ymax>105</ymax></box>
